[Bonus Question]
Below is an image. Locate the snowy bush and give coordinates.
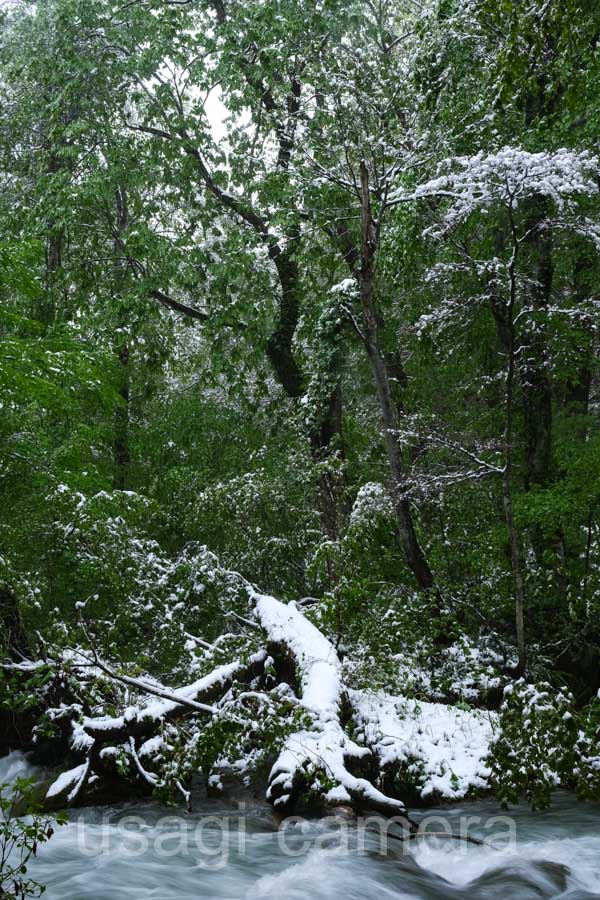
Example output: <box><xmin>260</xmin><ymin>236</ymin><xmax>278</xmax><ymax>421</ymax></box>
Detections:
<box><xmin>488</xmin><ymin>680</ymin><xmax>578</xmax><ymax>809</ymax></box>
<box><xmin>166</xmin><ymin>464</ymin><xmax>321</xmax><ymax>599</ymax></box>
<box><xmin>574</xmin><ymin>694</ymin><xmax>600</xmax><ymax>801</ymax></box>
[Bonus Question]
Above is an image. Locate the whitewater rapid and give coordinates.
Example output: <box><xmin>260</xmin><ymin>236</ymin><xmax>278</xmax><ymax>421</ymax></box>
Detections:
<box><xmin>2</xmin><ymin>752</ymin><xmax>599</xmax><ymax>899</ymax></box>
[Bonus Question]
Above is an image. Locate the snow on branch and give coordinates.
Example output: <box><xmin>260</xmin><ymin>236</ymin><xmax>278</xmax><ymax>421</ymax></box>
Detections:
<box><xmin>391</xmin><ymin>147</ymin><xmax>599</xmax><ymax>235</ymax></box>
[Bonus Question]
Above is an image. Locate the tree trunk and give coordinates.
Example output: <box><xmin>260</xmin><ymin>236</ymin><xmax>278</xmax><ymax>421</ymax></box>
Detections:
<box><xmin>521</xmin><ymin>195</ymin><xmax>554</xmax><ymax>492</ymax></box>
<box><xmin>265</xmin><ymin>241</ymin><xmax>304</xmax><ymax>400</ymax></box>
<box><xmin>358</xmin><ymin>162</ymin><xmax>434</xmax><ymax>591</ymax></box>
<box><xmin>40</xmin><ymin>154</ymin><xmax>64</xmax><ymax>330</ymax></box>
<box><xmin>114</xmin><ymin>343</ymin><xmax>131</xmax><ymax>491</ymax></box>
<box><xmin>112</xmin><ymin>185</ymin><xmax>131</xmax><ymax>490</ymax></box>
<box><xmin>504</xmin><ymin>237</ymin><xmax>527</xmax><ymax>676</ymax></box>
<box><xmin>564</xmin><ymin>247</ymin><xmax>594</xmax><ymax>424</ymax></box>
<box><xmin>502</xmin><ymin>469</ymin><xmax>526</xmax><ymax>676</ymax></box>
<box><xmin>0</xmin><ymin>583</ymin><xmax>29</xmax><ymax>660</ymax></box>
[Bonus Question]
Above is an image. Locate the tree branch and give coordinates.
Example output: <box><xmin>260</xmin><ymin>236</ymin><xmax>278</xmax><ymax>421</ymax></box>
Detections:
<box><xmin>149</xmin><ymin>288</ymin><xmax>209</xmax><ymax>321</ymax></box>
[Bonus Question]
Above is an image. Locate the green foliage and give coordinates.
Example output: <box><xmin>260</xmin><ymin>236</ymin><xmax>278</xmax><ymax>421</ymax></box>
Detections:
<box><xmin>489</xmin><ymin>680</ymin><xmax>579</xmax><ymax>809</ymax></box>
<box><xmin>154</xmin><ymin>686</ymin><xmax>312</xmax><ymax>805</ymax></box>
<box><xmin>0</xmin><ymin>777</ymin><xmax>66</xmax><ymax>899</ymax></box>
<box><xmin>164</xmin><ymin>458</ymin><xmax>321</xmax><ymax>599</ymax></box>
<box><xmin>0</xmin><ymin>0</ymin><xmax>600</xmax><ymax>820</ymax></box>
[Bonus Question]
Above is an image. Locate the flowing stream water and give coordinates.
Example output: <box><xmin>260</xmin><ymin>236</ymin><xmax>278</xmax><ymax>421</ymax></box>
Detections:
<box><xmin>2</xmin><ymin>752</ymin><xmax>599</xmax><ymax>899</ymax></box>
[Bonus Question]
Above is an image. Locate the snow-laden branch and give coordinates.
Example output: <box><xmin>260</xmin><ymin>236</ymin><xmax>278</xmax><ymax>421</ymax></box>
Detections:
<box><xmin>43</xmin><ymin>655</ymin><xmax>264</xmax><ymax>805</ymax></box>
<box><xmin>389</xmin><ymin>148</ymin><xmax>599</xmax><ymax>236</ymax></box>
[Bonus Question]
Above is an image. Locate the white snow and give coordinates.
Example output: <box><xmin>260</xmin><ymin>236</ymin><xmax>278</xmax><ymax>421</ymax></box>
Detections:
<box><xmin>351</xmin><ymin>691</ymin><xmax>495</xmax><ymax>800</ymax></box>
<box><xmin>46</xmin><ymin>761</ymin><xmax>90</xmax><ymax>802</ymax></box>
<box><xmin>329</xmin><ymin>277</ymin><xmax>357</xmax><ymax>295</ymax></box>
<box><xmin>253</xmin><ymin>591</ymin><xmax>406</xmax><ymax>813</ymax></box>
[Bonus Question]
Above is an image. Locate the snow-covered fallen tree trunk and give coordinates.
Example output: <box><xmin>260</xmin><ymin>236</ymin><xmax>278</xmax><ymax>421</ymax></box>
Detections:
<box><xmin>252</xmin><ymin>591</ymin><xmax>407</xmax><ymax>817</ymax></box>
<box><xmin>5</xmin><ymin>587</ymin><xmax>493</xmax><ymax>819</ymax></box>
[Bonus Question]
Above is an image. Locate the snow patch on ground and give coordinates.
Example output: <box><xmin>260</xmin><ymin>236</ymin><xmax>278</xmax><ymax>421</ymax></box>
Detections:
<box><xmin>351</xmin><ymin>691</ymin><xmax>495</xmax><ymax>800</ymax></box>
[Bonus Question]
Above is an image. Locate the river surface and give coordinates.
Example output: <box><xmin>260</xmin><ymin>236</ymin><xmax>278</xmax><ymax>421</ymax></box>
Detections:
<box><xmin>2</xmin><ymin>752</ymin><xmax>599</xmax><ymax>899</ymax></box>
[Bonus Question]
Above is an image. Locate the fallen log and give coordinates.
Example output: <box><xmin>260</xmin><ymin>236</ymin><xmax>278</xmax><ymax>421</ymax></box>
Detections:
<box><xmin>32</xmin><ymin>588</ymin><xmax>409</xmax><ymax>817</ymax></box>
<box><xmin>2</xmin><ymin>584</ymin><xmax>493</xmax><ymax>822</ymax></box>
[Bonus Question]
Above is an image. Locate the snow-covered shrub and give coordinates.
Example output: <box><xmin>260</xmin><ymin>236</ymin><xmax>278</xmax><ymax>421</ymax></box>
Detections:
<box><xmin>343</xmin><ymin>620</ymin><xmax>509</xmax><ymax>705</ymax></box>
<box><xmin>165</xmin><ymin>463</ymin><xmax>321</xmax><ymax>599</ymax></box>
<box><xmin>574</xmin><ymin>694</ymin><xmax>600</xmax><ymax>801</ymax></box>
<box><xmin>488</xmin><ymin>680</ymin><xmax>578</xmax><ymax>809</ymax></box>
<box><xmin>20</xmin><ymin>486</ymin><xmax>252</xmax><ymax>677</ymax></box>
<box><xmin>433</xmin><ymin>635</ymin><xmax>508</xmax><ymax>703</ymax></box>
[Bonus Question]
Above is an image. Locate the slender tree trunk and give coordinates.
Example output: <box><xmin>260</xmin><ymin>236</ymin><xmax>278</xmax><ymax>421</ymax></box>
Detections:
<box><xmin>504</xmin><ymin>232</ymin><xmax>526</xmax><ymax>675</ymax></box>
<box><xmin>44</xmin><ymin>226</ymin><xmax>63</xmax><ymax>320</ymax></box>
<box><xmin>565</xmin><ymin>248</ymin><xmax>594</xmax><ymax>424</ymax></box>
<box><xmin>40</xmin><ymin>153</ymin><xmax>64</xmax><ymax>329</ymax></box>
<box><xmin>264</xmin><ymin>236</ymin><xmax>304</xmax><ymax>399</ymax></box>
<box><xmin>113</xmin><ymin>185</ymin><xmax>131</xmax><ymax>490</ymax></box>
<box><xmin>521</xmin><ymin>195</ymin><xmax>553</xmax><ymax>491</ymax></box>
<box><xmin>358</xmin><ymin>162</ymin><xmax>434</xmax><ymax>591</ymax></box>
<box><xmin>0</xmin><ymin>583</ymin><xmax>29</xmax><ymax>660</ymax></box>
<box><xmin>502</xmin><ymin>381</ymin><xmax>526</xmax><ymax>676</ymax></box>
<box><xmin>114</xmin><ymin>342</ymin><xmax>131</xmax><ymax>491</ymax></box>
